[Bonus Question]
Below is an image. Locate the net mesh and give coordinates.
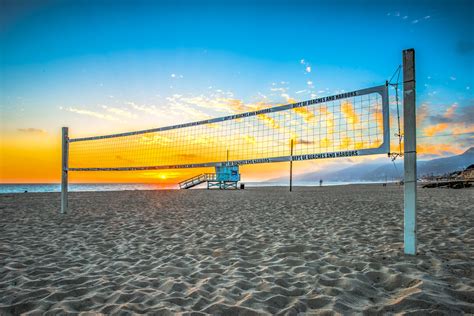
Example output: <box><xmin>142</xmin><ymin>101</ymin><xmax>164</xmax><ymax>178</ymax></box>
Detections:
<box><xmin>69</xmin><ymin>90</ymin><xmax>384</xmax><ymax>170</ymax></box>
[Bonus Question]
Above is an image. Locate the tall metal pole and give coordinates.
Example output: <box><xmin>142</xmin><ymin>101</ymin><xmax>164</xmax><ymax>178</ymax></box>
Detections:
<box><xmin>289</xmin><ymin>139</ymin><xmax>293</xmax><ymax>192</ymax></box>
<box><xmin>61</xmin><ymin>127</ymin><xmax>69</xmax><ymax>214</ymax></box>
<box><xmin>403</xmin><ymin>49</ymin><xmax>417</xmax><ymax>255</ymax></box>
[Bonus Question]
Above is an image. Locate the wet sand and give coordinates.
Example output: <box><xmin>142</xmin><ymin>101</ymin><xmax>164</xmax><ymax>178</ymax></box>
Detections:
<box><xmin>0</xmin><ymin>185</ymin><xmax>473</xmax><ymax>315</ymax></box>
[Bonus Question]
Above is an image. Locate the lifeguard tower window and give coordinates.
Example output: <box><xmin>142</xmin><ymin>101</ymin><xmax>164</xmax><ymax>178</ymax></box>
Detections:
<box><xmin>216</xmin><ymin>166</ymin><xmax>240</xmax><ymax>182</ymax></box>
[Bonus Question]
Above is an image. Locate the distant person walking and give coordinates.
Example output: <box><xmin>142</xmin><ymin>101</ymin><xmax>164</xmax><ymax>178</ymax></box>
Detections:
<box><xmin>319</xmin><ymin>179</ymin><xmax>323</xmax><ymax>187</ymax></box>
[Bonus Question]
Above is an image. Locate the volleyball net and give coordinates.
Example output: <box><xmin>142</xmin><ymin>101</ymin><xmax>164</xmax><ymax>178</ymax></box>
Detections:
<box><xmin>67</xmin><ymin>85</ymin><xmax>389</xmax><ymax>171</ymax></box>
<box><xmin>61</xmin><ymin>49</ymin><xmax>418</xmax><ymax>257</ymax></box>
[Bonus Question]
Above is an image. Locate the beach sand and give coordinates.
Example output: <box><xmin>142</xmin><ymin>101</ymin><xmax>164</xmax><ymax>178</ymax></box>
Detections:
<box><xmin>0</xmin><ymin>185</ymin><xmax>473</xmax><ymax>315</ymax></box>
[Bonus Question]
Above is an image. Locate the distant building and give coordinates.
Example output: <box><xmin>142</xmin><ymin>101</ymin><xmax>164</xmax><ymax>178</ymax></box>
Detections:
<box><xmin>457</xmin><ymin>164</ymin><xmax>474</xmax><ymax>180</ymax></box>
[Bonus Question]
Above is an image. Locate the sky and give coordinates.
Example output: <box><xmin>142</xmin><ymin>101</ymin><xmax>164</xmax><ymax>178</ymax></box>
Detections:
<box><xmin>1</xmin><ymin>0</ymin><xmax>473</xmax><ymax>184</ymax></box>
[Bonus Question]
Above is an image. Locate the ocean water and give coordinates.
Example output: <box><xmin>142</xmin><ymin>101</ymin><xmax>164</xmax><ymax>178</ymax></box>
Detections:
<box><xmin>0</xmin><ymin>181</ymin><xmax>393</xmax><ymax>194</ymax></box>
<box><xmin>0</xmin><ymin>183</ymin><xmax>175</xmax><ymax>194</ymax></box>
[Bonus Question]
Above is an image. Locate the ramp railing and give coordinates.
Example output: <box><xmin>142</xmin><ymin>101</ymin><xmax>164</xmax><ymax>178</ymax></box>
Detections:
<box><xmin>179</xmin><ymin>173</ymin><xmax>216</xmax><ymax>189</ymax></box>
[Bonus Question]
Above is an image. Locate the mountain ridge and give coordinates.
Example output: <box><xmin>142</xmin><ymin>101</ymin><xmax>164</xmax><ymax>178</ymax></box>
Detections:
<box><xmin>267</xmin><ymin>147</ymin><xmax>474</xmax><ymax>183</ymax></box>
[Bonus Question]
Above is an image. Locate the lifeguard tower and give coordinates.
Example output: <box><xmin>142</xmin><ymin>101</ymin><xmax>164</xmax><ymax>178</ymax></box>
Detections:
<box><xmin>178</xmin><ymin>164</ymin><xmax>240</xmax><ymax>189</ymax></box>
<box><xmin>208</xmin><ymin>165</ymin><xmax>240</xmax><ymax>189</ymax></box>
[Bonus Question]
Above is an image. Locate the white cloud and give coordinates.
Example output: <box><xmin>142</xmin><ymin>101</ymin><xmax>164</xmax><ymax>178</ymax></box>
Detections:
<box><xmin>165</xmin><ymin>94</ymin><xmax>237</xmax><ymax>115</ymax></box>
<box><xmin>258</xmin><ymin>92</ymin><xmax>268</xmax><ymax>99</ymax></box>
<box><xmin>450</xmin><ymin>76</ymin><xmax>456</xmax><ymax>81</ymax></box>
<box><xmin>64</xmin><ymin>107</ymin><xmax>120</xmax><ymax>121</ymax></box>
<box><xmin>270</xmin><ymin>87</ymin><xmax>286</xmax><ymax>92</ymax></box>
<box><xmin>162</xmin><ymin>91</ymin><xmax>276</xmax><ymax>118</ymax></box>
<box><xmin>281</xmin><ymin>93</ymin><xmax>290</xmax><ymax>101</ymax></box>
<box><xmin>170</xmin><ymin>104</ymin><xmax>210</xmax><ymax>120</ymax></box>
<box><xmin>126</xmin><ymin>101</ymin><xmax>163</xmax><ymax>116</ymax></box>
<box><xmin>101</xmin><ymin>105</ymin><xmax>138</xmax><ymax>119</ymax></box>
<box><xmin>126</xmin><ymin>99</ymin><xmax>212</xmax><ymax>125</ymax></box>
<box><xmin>389</xmin><ymin>11</ymin><xmax>430</xmax><ymax>24</ymax></box>
<box><xmin>300</xmin><ymin>59</ymin><xmax>312</xmax><ymax>74</ymax></box>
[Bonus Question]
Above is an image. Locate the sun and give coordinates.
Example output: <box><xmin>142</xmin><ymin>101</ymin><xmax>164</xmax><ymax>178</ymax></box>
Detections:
<box><xmin>159</xmin><ymin>174</ymin><xmax>167</xmax><ymax>180</ymax></box>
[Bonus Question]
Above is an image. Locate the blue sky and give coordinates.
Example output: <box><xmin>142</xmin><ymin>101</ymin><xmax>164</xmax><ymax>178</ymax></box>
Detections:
<box><xmin>2</xmin><ymin>1</ymin><xmax>472</xmax><ymax>103</ymax></box>
<box><xmin>1</xmin><ymin>0</ymin><xmax>473</xmax><ymax>177</ymax></box>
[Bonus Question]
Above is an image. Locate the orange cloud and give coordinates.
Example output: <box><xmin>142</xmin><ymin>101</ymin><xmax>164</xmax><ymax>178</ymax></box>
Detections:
<box><xmin>443</xmin><ymin>103</ymin><xmax>457</xmax><ymax>119</ymax></box>
<box><xmin>451</xmin><ymin>124</ymin><xmax>474</xmax><ymax>135</ymax></box>
<box><xmin>373</xmin><ymin>109</ymin><xmax>383</xmax><ymax>134</ymax></box>
<box><xmin>390</xmin><ymin>140</ymin><xmax>404</xmax><ymax>154</ymax></box>
<box><xmin>257</xmin><ymin>114</ymin><xmax>280</xmax><ymax>129</ymax></box>
<box><xmin>341</xmin><ymin>101</ymin><xmax>360</xmax><ymax>125</ymax></box>
<box><xmin>225</xmin><ymin>99</ymin><xmax>253</xmax><ymax>112</ymax></box>
<box><xmin>320</xmin><ymin>137</ymin><xmax>331</xmax><ymax>148</ymax></box>
<box><xmin>319</xmin><ymin>106</ymin><xmax>334</xmax><ymax>135</ymax></box>
<box><xmin>293</xmin><ymin>107</ymin><xmax>315</xmax><ymax>122</ymax></box>
<box><xmin>17</xmin><ymin>128</ymin><xmax>47</xmax><ymax>134</ymax></box>
<box><xmin>417</xmin><ymin>143</ymin><xmax>464</xmax><ymax>156</ymax></box>
<box><xmin>388</xmin><ymin>140</ymin><xmax>465</xmax><ymax>157</ymax></box>
<box><xmin>423</xmin><ymin>123</ymin><xmax>449</xmax><ymax>136</ymax></box>
<box><xmin>340</xmin><ymin>137</ymin><xmax>352</xmax><ymax>149</ymax></box>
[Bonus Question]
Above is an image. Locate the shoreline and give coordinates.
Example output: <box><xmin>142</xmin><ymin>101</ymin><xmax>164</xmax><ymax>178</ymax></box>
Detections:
<box><xmin>0</xmin><ymin>182</ymin><xmax>407</xmax><ymax>195</ymax></box>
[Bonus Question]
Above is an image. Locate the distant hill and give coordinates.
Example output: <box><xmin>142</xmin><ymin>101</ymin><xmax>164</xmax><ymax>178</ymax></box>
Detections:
<box><xmin>267</xmin><ymin>147</ymin><xmax>474</xmax><ymax>183</ymax></box>
<box><xmin>417</xmin><ymin>147</ymin><xmax>474</xmax><ymax>176</ymax></box>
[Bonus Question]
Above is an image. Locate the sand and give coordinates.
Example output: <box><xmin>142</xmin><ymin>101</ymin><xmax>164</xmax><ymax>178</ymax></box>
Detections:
<box><xmin>0</xmin><ymin>185</ymin><xmax>473</xmax><ymax>315</ymax></box>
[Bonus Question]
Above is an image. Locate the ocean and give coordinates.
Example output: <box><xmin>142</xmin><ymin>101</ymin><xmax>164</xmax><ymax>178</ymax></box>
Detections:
<box><xmin>0</xmin><ymin>183</ymin><xmax>174</xmax><ymax>194</ymax></box>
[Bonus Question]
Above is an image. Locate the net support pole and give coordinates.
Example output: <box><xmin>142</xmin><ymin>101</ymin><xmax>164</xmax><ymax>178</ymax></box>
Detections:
<box><xmin>289</xmin><ymin>139</ymin><xmax>293</xmax><ymax>192</ymax></box>
<box><xmin>61</xmin><ymin>127</ymin><xmax>69</xmax><ymax>214</ymax></box>
<box><xmin>403</xmin><ymin>49</ymin><xmax>417</xmax><ymax>255</ymax></box>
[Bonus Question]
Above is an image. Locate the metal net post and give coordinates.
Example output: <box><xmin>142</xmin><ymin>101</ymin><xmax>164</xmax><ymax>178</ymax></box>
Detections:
<box><xmin>403</xmin><ymin>49</ymin><xmax>417</xmax><ymax>255</ymax></box>
<box><xmin>61</xmin><ymin>127</ymin><xmax>69</xmax><ymax>214</ymax></box>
